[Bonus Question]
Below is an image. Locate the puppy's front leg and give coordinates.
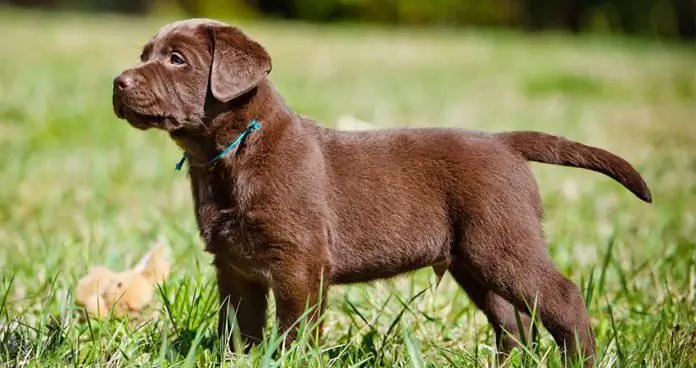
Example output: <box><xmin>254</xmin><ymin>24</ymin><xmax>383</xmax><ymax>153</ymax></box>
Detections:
<box><xmin>272</xmin><ymin>259</ymin><xmax>330</xmax><ymax>347</ymax></box>
<box><xmin>215</xmin><ymin>260</ymin><xmax>269</xmax><ymax>352</ymax></box>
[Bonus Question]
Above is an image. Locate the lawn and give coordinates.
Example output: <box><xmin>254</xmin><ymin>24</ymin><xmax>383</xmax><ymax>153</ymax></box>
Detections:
<box><xmin>1</xmin><ymin>7</ymin><xmax>695</xmax><ymax>367</ymax></box>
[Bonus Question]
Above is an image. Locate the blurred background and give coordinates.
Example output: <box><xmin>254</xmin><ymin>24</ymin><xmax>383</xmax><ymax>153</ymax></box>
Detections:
<box><xmin>1</xmin><ymin>0</ymin><xmax>694</xmax><ymax>40</ymax></box>
<box><xmin>0</xmin><ymin>0</ymin><xmax>694</xmax><ymax>366</ymax></box>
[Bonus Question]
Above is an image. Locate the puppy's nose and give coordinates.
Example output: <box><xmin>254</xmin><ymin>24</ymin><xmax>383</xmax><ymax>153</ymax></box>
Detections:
<box><xmin>114</xmin><ymin>72</ymin><xmax>135</xmax><ymax>90</ymax></box>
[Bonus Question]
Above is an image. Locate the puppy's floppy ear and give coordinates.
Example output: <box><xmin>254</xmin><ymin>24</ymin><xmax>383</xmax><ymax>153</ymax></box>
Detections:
<box><xmin>208</xmin><ymin>25</ymin><xmax>272</xmax><ymax>102</ymax></box>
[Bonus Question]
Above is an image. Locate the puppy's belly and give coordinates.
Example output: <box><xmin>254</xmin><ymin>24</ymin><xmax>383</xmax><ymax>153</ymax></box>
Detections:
<box><xmin>329</xmin><ymin>228</ymin><xmax>450</xmax><ymax>284</ymax></box>
<box><xmin>325</xmin><ymin>179</ymin><xmax>452</xmax><ymax>284</ymax></box>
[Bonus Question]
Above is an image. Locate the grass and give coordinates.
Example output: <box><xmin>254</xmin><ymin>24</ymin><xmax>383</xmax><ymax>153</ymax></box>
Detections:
<box><xmin>1</xmin><ymin>7</ymin><xmax>695</xmax><ymax>367</ymax></box>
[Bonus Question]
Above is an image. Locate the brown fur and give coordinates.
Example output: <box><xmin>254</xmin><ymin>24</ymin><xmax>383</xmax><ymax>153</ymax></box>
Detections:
<box><xmin>112</xmin><ymin>18</ymin><xmax>652</xmax><ymax>366</ymax></box>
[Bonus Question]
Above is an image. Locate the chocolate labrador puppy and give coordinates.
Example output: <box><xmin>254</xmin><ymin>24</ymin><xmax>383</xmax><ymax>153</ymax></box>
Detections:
<box><xmin>112</xmin><ymin>18</ymin><xmax>651</xmax><ymax>366</ymax></box>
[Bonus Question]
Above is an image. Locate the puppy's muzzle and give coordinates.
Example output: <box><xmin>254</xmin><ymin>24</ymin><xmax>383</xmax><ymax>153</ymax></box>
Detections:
<box><xmin>112</xmin><ymin>69</ymin><xmax>140</xmax><ymax>120</ymax></box>
<box><xmin>114</xmin><ymin>71</ymin><xmax>136</xmax><ymax>92</ymax></box>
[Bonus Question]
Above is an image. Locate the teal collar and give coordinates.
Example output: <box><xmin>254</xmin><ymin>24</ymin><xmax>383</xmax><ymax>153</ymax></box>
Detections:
<box><xmin>175</xmin><ymin>119</ymin><xmax>262</xmax><ymax>171</ymax></box>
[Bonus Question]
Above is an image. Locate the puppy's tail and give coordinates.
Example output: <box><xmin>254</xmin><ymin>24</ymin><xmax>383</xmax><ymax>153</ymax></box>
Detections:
<box><xmin>497</xmin><ymin>131</ymin><xmax>652</xmax><ymax>203</ymax></box>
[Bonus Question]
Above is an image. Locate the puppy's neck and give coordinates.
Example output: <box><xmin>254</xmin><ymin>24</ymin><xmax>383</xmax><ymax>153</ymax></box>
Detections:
<box><xmin>170</xmin><ymin>80</ymin><xmax>293</xmax><ymax>163</ymax></box>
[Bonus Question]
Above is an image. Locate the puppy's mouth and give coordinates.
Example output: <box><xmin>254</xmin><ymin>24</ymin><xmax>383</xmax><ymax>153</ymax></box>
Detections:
<box><xmin>114</xmin><ymin>98</ymin><xmax>175</xmax><ymax>131</ymax></box>
<box><xmin>120</xmin><ymin>106</ymin><xmax>167</xmax><ymax>130</ymax></box>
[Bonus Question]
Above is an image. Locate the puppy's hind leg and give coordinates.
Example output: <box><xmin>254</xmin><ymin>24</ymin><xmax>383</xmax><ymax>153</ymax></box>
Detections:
<box><xmin>457</xmin><ymin>212</ymin><xmax>596</xmax><ymax>367</ymax></box>
<box><xmin>449</xmin><ymin>264</ymin><xmax>538</xmax><ymax>356</ymax></box>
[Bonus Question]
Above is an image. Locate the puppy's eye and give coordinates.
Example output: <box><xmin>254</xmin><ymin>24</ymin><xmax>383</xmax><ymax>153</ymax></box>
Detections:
<box><xmin>169</xmin><ymin>52</ymin><xmax>185</xmax><ymax>65</ymax></box>
<box><xmin>117</xmin><ymin>282</ymin><xmax>123</xmax><ymax>288</ymax></box>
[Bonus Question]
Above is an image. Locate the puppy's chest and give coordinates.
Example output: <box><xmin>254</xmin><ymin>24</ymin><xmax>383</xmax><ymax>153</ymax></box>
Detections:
<box><xmin>192</xmin><ymin>171</ymin><xmax>263</xmax><ymax>261</ymax></box>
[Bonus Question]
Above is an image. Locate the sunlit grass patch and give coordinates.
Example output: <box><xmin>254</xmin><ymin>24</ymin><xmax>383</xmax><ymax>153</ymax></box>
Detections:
<box><xmin>1</xmin><ymin>6</ymin><xmax>695</xmax><ymax>367</ymax></box>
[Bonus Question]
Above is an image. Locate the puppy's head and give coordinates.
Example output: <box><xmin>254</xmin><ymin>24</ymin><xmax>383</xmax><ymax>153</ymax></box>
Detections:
<box><xmin>112</xmin><ymin>19</ymin><xmax>272</xmax><ymax>131</ymax></box>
